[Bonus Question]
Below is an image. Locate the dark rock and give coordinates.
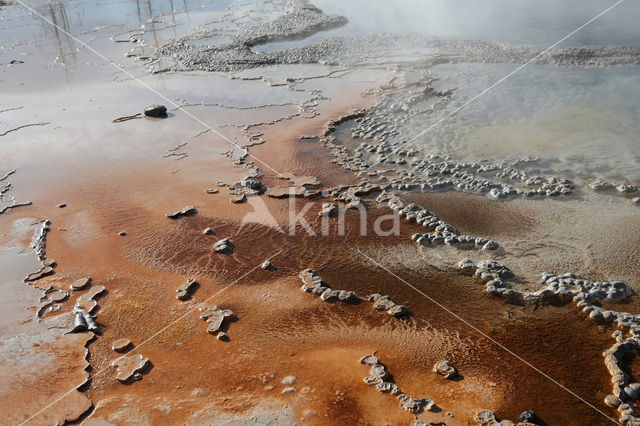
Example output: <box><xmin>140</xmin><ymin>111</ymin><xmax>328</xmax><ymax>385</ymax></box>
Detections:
<box><xmin>143</xmin><ymin>104</ymin><xmax>167</xmax><ymax>118</ymax></box>
<box><xmin>519</xmin><ymin>410</ymin><xmax>538</xmax><ymax>423</ymax></box>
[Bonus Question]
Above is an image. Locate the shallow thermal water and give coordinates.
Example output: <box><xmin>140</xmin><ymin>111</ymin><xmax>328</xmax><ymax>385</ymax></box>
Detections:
<box><xmin>422</xmin><ymin>63</ymin><xmax>640</xmax><ymax>183</ymax></box>
<box><xmin>1</xmin><ymin>0</ymin><xmax>640</xmax><ymax>425</ymax></box>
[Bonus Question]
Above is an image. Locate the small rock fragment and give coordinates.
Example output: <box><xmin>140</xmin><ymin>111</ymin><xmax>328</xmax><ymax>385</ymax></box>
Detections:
<box><xmin>176</xmin><ymin>278</ymin><xmax>197</xmax><ymax>301</ymax></box>
<box><xmin>281</xmin><ymin>376</ymin><xmax>297</xmax><ymax>385</ymax></box>
<box><xmin>605</xmin><ymin>394</ymin><xmax>622</xmax><ymax>407</ymax></box>
<box><xmin>360</xmin><ymin>354</ymin><xmax>379</xmax><ymax>366</ymax></box>
<box><xmin>118</xmin><ymin>231</ymin><xmax>127</xmax><ymax>236</ymax></box>
<box><xmin>112</xmin><ymin>338</ymin><xmax>132</xmax><ymax>353</ymax></box>
<box><xmin>166</xmin><ymin>206</ymin><xmax>197</xmax><ymax>219</ymax></box>
<box><xmin>261</xmin><ymin>260</ymin><xmax>273</xmax><ymax>270</ymax></box>
<box><xmin>48</xmin><ymin>289</ymin><xmax>68</xmax><ymax>303</ymax></box>
<box><xmin>143</xmin><ymin>104</ymin><xmax>167</xmax><ymax>118</ymax></box>
<box><xmin>203</xmin><ymin>227</ymin><xmax>214</xmax><ymax>235</ymax></box>
<box><xmin>433</xmin><ymin>360</ymin><xmax>458</xmax><ymax>379</ymax></box>
<box><xmin>25</xmin><ymin>266</ymin><xmax>53</xmax><ymax>282</ymax></box>
<box><xmin>70</xmin><ymin>277</ymin><xmax>91</xmax><ymax>291</ymax></box>
<box><xmin>71</xmin><ymin>306</ymin><xmax>100</xmax><ymax>333</ymax></box>
<box><xmin>518</xmin><ymin>410</ymin><xmax>538</xmax><ymax>423</ymax></box>
<box><xmin>475</xmin><ymin>410</ymin><xmax>496</xmax><ymax>423</ymax></box>
<box><xmin>75</xmin><ymin>297</ymin><xmax>98</xmax><ymax>314</ymax></box>
<box><xmin>200</xmin><ymin>303</ymin><xmax>234</xmax><ymax>338</ymax></box>
<box><xmin>213</xmin><ymin>238</ymin><xmax>232</xmax><ymax>253</ymax></box>
<box><xmin>57</xmin><ymin>203</ymin><xmax>67</xmax><ymax>208</ymax></box>
<box><xmin>230</xmin><ymin>193</ymin><xmax>246</xmax><ymax>203</ymax></box>
<box><xmin>81</xmin><ymin>285</ymin><xmax>106</xmax><ymax>301</ymax></box>
<box><xmin>205</xmin><ymin>188</ymin><xmax>219</xmax><ymax>194</ymax></box>
<box><xmin>112</xmin><ymin>354</ymin><xmax>150</xmax><ymax>382</ymax></box>
<box><xmin>319</xmin><ymin>203</ymin><xmax>339</xmax><ymax>217</ymax></box>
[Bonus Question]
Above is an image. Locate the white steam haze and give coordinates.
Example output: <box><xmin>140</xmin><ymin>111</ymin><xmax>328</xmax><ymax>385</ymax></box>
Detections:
<box><xmin>312</xmin><ymin>0</ymin><xmax>640</xmax><ymax>46</ymax></box>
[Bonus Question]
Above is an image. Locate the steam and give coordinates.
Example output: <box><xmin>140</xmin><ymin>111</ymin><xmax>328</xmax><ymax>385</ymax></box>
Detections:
<box><xmin>312</xmin><ymin>0</ymin><xmax>640</xmax><ymax>46</ymax></box>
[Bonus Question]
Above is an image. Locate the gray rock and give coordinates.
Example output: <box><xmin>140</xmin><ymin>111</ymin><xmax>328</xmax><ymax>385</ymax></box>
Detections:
<box><xmin>475</xmin><ymin>409</ymin><xmax>496</xmax><ymax>423</ymax></box>
<box><xmin>200</xmin><ymin>303</ymin><xmax>234</xmax><ymax>338</ymax></box>
<box><xmin>433</xmin><ymin>359</ymin><xmax>457</xmax><ymax>379</ymax></box>
<box><xmin>319</xmin><ymin>202</ymin><xmax>339</xmax><ymax>217</ymax></box>
<box><xmin>213</xmin><ymin>238</ymin><xmax>232</xmax><ymax>253</ymax></box>
<box><xmin>112</xmin><ymin>354</ymin><xmax>150</xmax><ymax>382</ymax></box>
<box><xmin>482</xmin><ymin>240</ymin><xmax>499</xmax><ymax>250</ymax></box>
<box><xmin>166</xmin><ymin>205</ymin><xmax>197</xmax><ymax>219</ymax></box>
<box><xmin>625</xmin><ymin>383</ymin><xmax>640</xmax><ymax>400</ymax></box>
<box><xmin>230</xmin><ymin>193</ymin><xmax>246</xmax><ymax>203</ymax></box>
<box><xmin>605</xmin><ymin>394</ymin><xmax>622</xmax><ymax>407</ymax></box>
<box><xmin>70</xmin><ymin>277</ymin><xmax>91</xmax><ymax>291</ymax></box>
<box><xmin>176</xmin><ymin>278</ymin><xmax>197</xmax><ymax>300</ymax></box>
<box><xmin>518</xmin><ymin>410</ymin><xmax>537</xmax><ymax>423</ymax></box>
<box><xmin>281</xmin><ymin>376</ymin><xmax>297</xmax><ymax>385</ymax></box>
<box><xmin>112</xmin><ymin>338</ymin><xmax>132</xmax><ymax>353</ymax></box>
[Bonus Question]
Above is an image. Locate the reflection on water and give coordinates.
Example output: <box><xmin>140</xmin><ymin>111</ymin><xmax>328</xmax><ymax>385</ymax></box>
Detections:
<box><xmin>424</xmin><ymin>63</ymin><xmax>640</xmax><ymax>182</ymax></box>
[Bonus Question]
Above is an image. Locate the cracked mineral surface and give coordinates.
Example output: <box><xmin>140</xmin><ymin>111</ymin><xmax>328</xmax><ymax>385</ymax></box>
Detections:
<box><xmin>2</xmin><ymin>0</ymin><xmax>640</xmax><ymax>424</ymax></box>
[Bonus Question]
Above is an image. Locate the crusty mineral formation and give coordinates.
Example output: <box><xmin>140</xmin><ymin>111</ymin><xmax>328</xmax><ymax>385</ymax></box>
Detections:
<box><xmin>112</xmin><ymin>338</ymin><xmax>133</xmax><ymax>353</ymax></box>
<box><xmin>70</xmin><ymin>277</ymin><xmax>91</xmax><ymax>291</ymax></box>
<box><xmin>433</xmin><ymin>360</ymin><xmax>458</xmax><ymax>379</ymax></box>
<box><xmin>200</xmin><ymin>303</ymin><xmax>234</xmax><ymax>338</ymax></box>
<box><xmin>360</xmin><ymin>353</ymin><xmax>435</xmax><ymax>414</ymax></box>
<box><xmin>166</xmin><ymin>205</ymin><xmax>197</xmax><ymax>219</ymax></box>
<box><xmin>213</xmin><ymin>238</ymin><xmax>233</xmax><ymax>253</ymax></box>
<box><xmin>367</xmin><ymin>294</ymin><xmax>407</xmax><ymax>317</ymax></box>
<box><xmin>298</xmin><ymin>269</ymin><xmax>359</xmax><ymax>303</ymax></box>
<box><xmin>458</xmin><ymin>257</ymin><xmax>639</xmax><ymax>423</ymax></box>
<box><xmin>112</xmin><ymin>354</ymin><xmax>150</xmax><ymax>382</ymax></box>
<box><xmin>176</xmin><ymin>278</ymin><xmax>197</xmax><ymax>301</ymax></box>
